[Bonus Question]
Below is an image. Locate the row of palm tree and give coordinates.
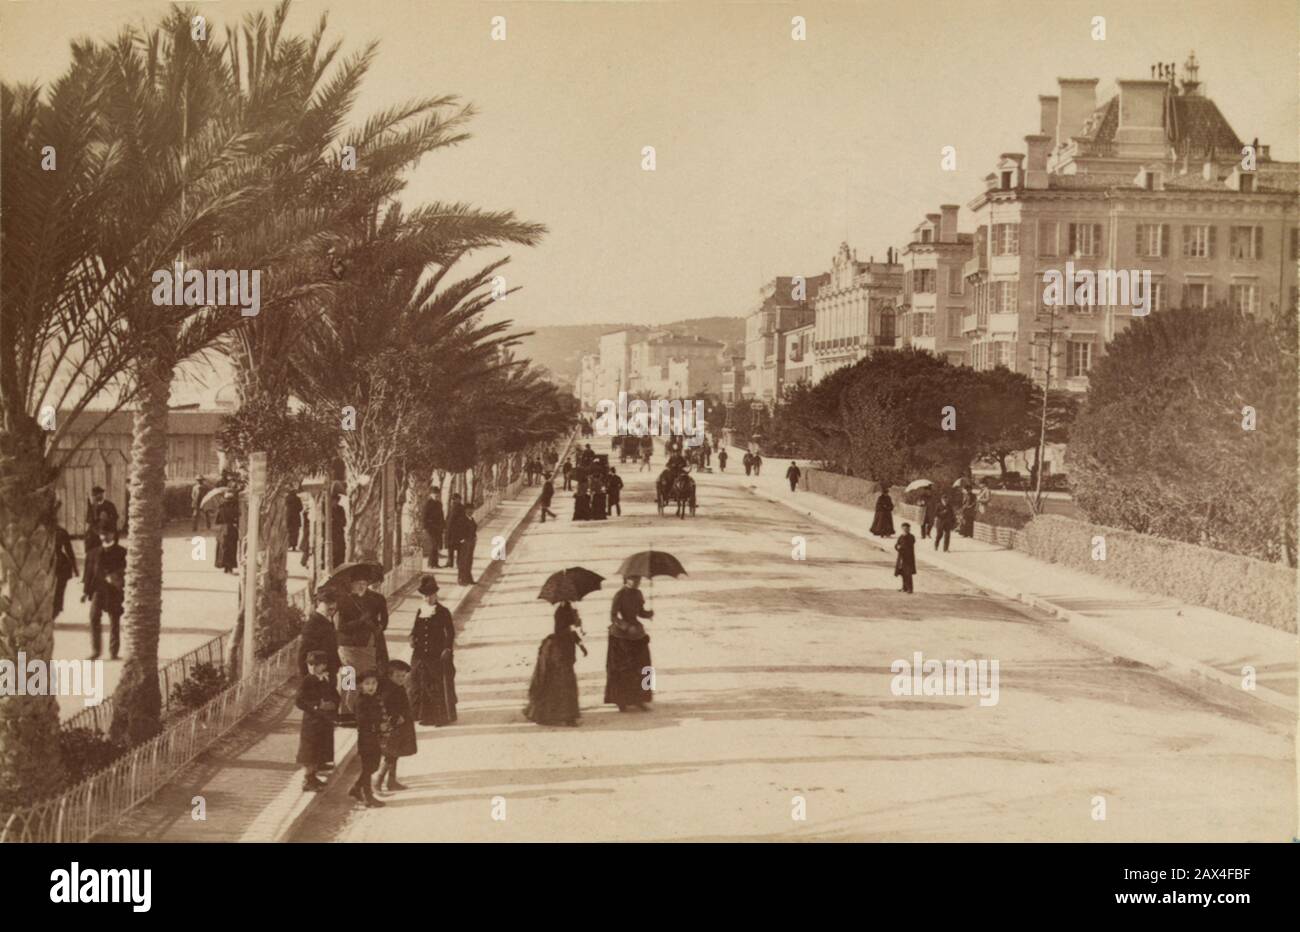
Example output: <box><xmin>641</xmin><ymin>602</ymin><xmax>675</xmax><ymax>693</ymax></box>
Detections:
<box><xmin>0</xmin><ymin>2</ymin><xmax>573</xmax><ymax>806</ymax></box>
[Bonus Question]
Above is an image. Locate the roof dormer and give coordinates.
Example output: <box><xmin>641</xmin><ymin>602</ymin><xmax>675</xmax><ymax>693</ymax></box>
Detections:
<box><xmin>1134</xmin><ymin>164</ymin><xmax>1165</xmax><ymax>191</ymax></box>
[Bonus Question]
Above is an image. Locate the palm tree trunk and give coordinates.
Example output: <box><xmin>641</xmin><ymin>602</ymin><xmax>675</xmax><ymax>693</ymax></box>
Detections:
<box><xmin>404</xmin><ymin>468</ymin><xmax>432</xmax><ymax>554</ymax></box>
<box><xmin>112</xmin><ymin>364</ymin><xmax>170</xmax><ymax>744</ymax></box>
<box><xmin>0</xmin><ymin>413</ymin><xmax>65</xmax><ymax>804</ymax></box>
<box><xmin>347</xmin><ymin>478</ymin><xmax>383</xmax><ymax>560</ymax></box>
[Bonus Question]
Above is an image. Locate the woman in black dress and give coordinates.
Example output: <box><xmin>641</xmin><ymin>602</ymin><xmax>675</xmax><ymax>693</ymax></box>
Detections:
<box><xmin>408</xmin><ymin>575</ymin><xmax>458</xmax><ymax>726</ymax></box>
<box><xmin>524</xmin><ymin>603</ymin><xmax>586</xmax><ymax>726</ymax></box>
<box><xmin>572</xmin><ymin>480</ymin><xmax>591</xmax><ymax>521</ymax></box>
<box><xmin>604</xmin><ymin>576</ymin><xmax>654</xmax><ymax>711</ymax></box>
<box><xmin>869</xmin><ymin>486</ymin><xmax>895</xmax><ymax>537</ymax></box>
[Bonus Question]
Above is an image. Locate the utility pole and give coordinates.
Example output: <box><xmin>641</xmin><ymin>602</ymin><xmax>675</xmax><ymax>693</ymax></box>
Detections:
<box><xmin>242</xmin><ymin>452</ymin><xmax>266</xmax><ymax>681</ymax></box>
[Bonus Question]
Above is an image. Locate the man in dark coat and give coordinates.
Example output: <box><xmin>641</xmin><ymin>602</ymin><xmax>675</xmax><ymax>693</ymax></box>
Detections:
<box><xmin>285</xmin><ymin>489</ymin><xmax>303</xmax><ymax>552</ymax></box>
<box><xmin>539</xmin><ymin>474</ymin><xmax>558</xmax><ymax>522</ymax></box>
<box><xmin>456</xmin><ymin>505</ymin><xmax>478</xmax><ymax>586</ymax></box>
<box><xmin>296</xmin><ymin>650</ymin><xmax>339</xmax><ymax>791</ymax></box>
<box><xmin>933</xmin><ymin>494</ymin><xmax>955</xmax><ymax>552</ymax></box>
<box><xmin>445</xmin><ymin>493</ymin><xmax>466</xmax><ymax>568</ymax></box>
<box><xmin>298</xmin><ymin>589</ymin><xmax>341</xmax><ymax>678</ymax></box>
<box><xmin>561</xmin><ymin>458</ymin><xmax>573</xmax><ymax>491</ymax></box>
<box><xmin>214</xmin><ymin>491</ymin><xmax>240</xmax><ymax>574</ymax></box>
<box><xmin>786</xmin><ymin>461</ymin><xmax>801</xmax><ymax>492</ymax></box>
<box><xmin>191</xmin><ymin>477</ymin><xmax>210</xmax><ymax>532</ymax></box>
<box><xmin>329</xmin><ymin>493</ymin><xmax>347</xmax><ymax>570</ymax></box>
<box><xmin>83</xmin><ymin>522</ymin><xmax>125</xmax><ymax>660</ymax></box>
<box><xmin>53</xmin><ymin>509</ymin><xmax>77</xmax><ymax>620</ymax></box>
<box><xmin>920</xmin><ymin>489</ymin><xmax>938</xmax><ymax>539</ymax></box>
<box><xmin>718</xmin><ymin>448</ymin><xmax>728</xmax><ymax>472</ymax></box>
<box><xmin>422</xmin><ymin>487</ymin><xmax>446</xmax><ymax>568</ymax></box>
<box><xmin>604</xmin><ymin>576</ymin><xmax>655</xmax><ymax>711</ymax></box>
<box><xmin>84</xmin><ymin>486</ymin><xmax>118</xmax><ymax>548</ymax></box>
<box><xmin>606</xmin><ymin>467</ymin><xmax>623</xmax><ymax>517</ymax></box>
<box><xmin>894</xmin><ymin>522</ymin><xmax>917</xmax><ymax>593</ymax></box>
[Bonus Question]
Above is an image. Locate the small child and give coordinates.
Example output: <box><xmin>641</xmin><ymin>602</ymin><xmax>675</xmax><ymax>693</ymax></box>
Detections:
<box><xmin>349</xmin><ymin>671</ymin><xmax>385</xmax><ymax>808</ymax></box>
<box><xmin>376</xmin><ymin>660</ymin><xmax>417</xmax><ymax>792</ymax></box>
<box><xmin>296</xmin><ymin>650</ymin><xmax>339</xmax><ymax>791</ymax></box>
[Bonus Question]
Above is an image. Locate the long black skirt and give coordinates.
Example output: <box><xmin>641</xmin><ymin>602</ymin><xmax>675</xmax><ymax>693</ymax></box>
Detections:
<box><xmin>297</xmin><ymin>714</ymin><xmax>334</xmax><ymax>766</ymax></box>
<box><xmin>524</xmin><ymin>635</ymin><xmax>580</xmax><ymax>725</ymax></box>
<box><xmin>604</xmin><ymin>635</ymin><xmax>653</xmax><ymax>707</ymax></box>
<box><xmin>409</xmin><ymin>653</ymin><xmax>458</xmax><ymax>725</ymax></box>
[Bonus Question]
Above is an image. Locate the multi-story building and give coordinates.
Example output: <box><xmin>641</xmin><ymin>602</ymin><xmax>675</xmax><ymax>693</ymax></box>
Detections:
<box><xmin>741</xmin><ymin>274</ymin><xmax>827</xmax><ymax>402</ymax></box>
<box><xmin>782</xmin><ymin>322</ymin><xmax>816</xmax><ymax>389</ymax></box>
<box><xmin>965</xmin><ymin>54</ymin><xmax>1299</xmax><ymax>391</ymax></box>
<box><xmin>899</xmin><ymin>206</ymin><xmax>974</xmax><ymax>366</ymax></box>
<box><xmin>630</xmin><ymin>333</ymin><xmax>726</xmax><ymax>398</ymax></box>
<box><xmin>811</xmin><ymin>243</ymin><xmax>904</xmax><ymax>382</ymax></box>
<box><xmin>719</xmin><ymin>354</ymin><xmax>745</xmax><ymax>404</ymax></box>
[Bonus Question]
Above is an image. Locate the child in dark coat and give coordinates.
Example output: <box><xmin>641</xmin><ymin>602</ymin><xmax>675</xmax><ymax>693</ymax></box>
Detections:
<box><xmin>296</xmin><ymin>651</ymin><xmax>339</xmax><ymax>791</ymax></box>
<box><xmin>349</xmin><ymin>671</ymin><xmax>386</xmax><ymax>808</ymax></box>
<box><xmin>376</xmin><ymin>660</ymin><xmax>417</xmax><ymax>792</ymax></box>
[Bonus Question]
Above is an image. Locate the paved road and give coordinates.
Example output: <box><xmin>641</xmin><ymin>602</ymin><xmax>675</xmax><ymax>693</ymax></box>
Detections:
<box><xmin>292</xmin><ymin>455</ymin><xmax>1295</xmax><ymax>841</ymax></box>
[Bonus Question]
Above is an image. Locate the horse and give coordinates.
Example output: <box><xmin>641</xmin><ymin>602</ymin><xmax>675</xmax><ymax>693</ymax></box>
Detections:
<box><xmin>671</xmin><ymin>472</ymin><xmax>696</xmax><ymax>518</ymax></box>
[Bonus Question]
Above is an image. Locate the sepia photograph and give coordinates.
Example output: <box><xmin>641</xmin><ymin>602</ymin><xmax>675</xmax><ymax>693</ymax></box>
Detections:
<box><xmin>0</xmin><ymin>0</ymin><xmax>1297</xmax><ymax>908</ymax></box>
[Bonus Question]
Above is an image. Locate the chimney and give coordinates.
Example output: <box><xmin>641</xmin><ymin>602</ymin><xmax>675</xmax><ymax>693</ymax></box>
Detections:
<box><xmin>1039</xmin><ymin>95</ymin><xmax>1059</xmax><ymax>147</ymax></box>
<box><xmin>1056</xmin><ymin>78</ymin><xmax>1099</xmax><ymax>146</ymax></box>
<box><xmin>1024</xmin><ymin>134</ymin><xmax>1051</xmax><ymax>189</ymax></box>
<box><xmin>1116</xmin><ymin>79</ymin><xmax>1168</xmax><ymax>153</ymax></box>
<box><xmin>939</xmin><ymin>205</ymin><xmax>959</xmax><ymax>243</ymax></box>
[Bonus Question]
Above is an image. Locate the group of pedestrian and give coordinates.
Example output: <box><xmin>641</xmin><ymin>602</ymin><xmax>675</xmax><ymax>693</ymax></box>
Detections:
<box><xmin>523</xmin><ymin>576</ymin><xmax>655</xmax><ymax>727</ymax></box>
<box><xmin>419</xmin><ymin>488</ymin><xmax>479</xmax><ymax>585</ymax></box>
<box><xmin>295</xmin><ymin>572</ymin><xmax>458</xmax><ymax>807</ymax></box>
<box><xmin>742</xmin><ymin>451</ymin><xmax>763</xmax><ymax>475</ymax></box>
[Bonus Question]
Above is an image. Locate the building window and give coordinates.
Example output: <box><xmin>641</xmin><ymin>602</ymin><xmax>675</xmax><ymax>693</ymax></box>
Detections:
<box><xmin>1148</xmin><ymin>280</ymin><xmax>1166</xmax><ymax>313</ymax></box>
<box><xmin>914</xmin><ymin>312</ymin><xmax>934</xmax><ymax>337</ymax></box>
<box><xmin>1067</xmin><ymin>222</ymin><xmax>1102</xmax><ymax>257</ymax></box>
<box><xmin>994</xmin><ymin>342</ymin><xmax>1012</xmax><ymax>368</ymax></box>
<box><xmin>1182</xmin><ymin>224</ymin><xmax>1215</xmax><ymax>259</ymax></box>
<box><xmin>1038</xmin><ymin>221</ymin><xmax>1058</xmax><ymax>257</ymax></box>
<box><xmin>947</xmin><ymin>310</ymin><xmax>963</xmax><ymax>337</ymax></box>
<box><xmin>920</xmin><ymin>228</ymin><xmax>933</xmax><ymax>244</ymax></box>
<box><xmin>1230</xmin><ymin>283</ymin><xmax>1259</xmax><ymax>314</ymax></box>
<box><xmin>1000</xmin><ymin>170</ymin><xmax>1014</xmax><ymax>190</ymax></box>
<box><xmin>992</xmin><ymin>223</ymin><xmax>1019</xmax><ymax>256</ymax></box>
<box><xmin>911</xmin><ymin>269</ymin><xmax>936</xmax><ymax>294</ymax></box>
<box><xmin>947</xmin><ymin>266</ymin><xmax>964</xmax><ymax>295</ymax></box>
<box><xmin>1229</xmin><ymin>225</ymin><xmax>1263</xmax><ymax>260</ymax></box>
<box><xmin>1183</xmin><ymin>281</ymin><xmax>1210</xmax><ymax>308</ymax></box>
<box><xmin>1135</xmin><ymin>223</ymin><xmax>1169</xmax><ymax>259</ymax></box>
<box><xmin>1066</xmin><ymin>340</ymin><xmax>1092</xmax><ymax>378</ymax></box>
<box><xmin>995</xmin><ymin>280</ymin><xmax>1017</xmax><ymax>314</ymax></box>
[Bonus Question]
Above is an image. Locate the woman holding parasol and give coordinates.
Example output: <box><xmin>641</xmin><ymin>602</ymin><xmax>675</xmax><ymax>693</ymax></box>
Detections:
<box><xmin>524</xmin><ymin>568</ymin><xmax>602</xmax><ymax>726</ymax></box>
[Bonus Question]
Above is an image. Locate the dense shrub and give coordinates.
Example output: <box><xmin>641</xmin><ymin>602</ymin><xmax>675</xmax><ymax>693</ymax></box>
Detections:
<box><xmin>169</xmin><ymin>663</ymin><xmax>228</xmax><ymax>712</ymax></box>
<box><xmin>1017</xmin><ymin>514</ymin><xmax>1296</xmax><ymax>631</ymax></box>
<box><xmin>58</xmin><ymin>727</ymin><xmax>127</xmax><ymax>785</ymax></box>
<box><xmin>256</xmin><ymin>600</ymin><xmax>305</xmax><ymax>658</ymax></box>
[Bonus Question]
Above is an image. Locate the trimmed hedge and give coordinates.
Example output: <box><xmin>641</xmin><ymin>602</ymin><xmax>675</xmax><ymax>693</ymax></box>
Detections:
<box><xmin>1016</xmin><ymin>515</ymin><xmax>1296</xmax><ymax>632</ymax></box>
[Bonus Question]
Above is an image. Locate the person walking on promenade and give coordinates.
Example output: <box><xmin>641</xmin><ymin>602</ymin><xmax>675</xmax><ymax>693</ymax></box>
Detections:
<box><xmin>959</xmin><ymin>486</ymin><xmax>977</xmax><ymax>538</ymax></box>
<box><xmin>605</xmin><ymin>576</ymin><xmax>654</xmax><ymax>712</ymax></box>
<box><xmin>422</xmin><ymin>486</ymin><xmax>445</xmax><ymax>568</ymax></box>
<box><xmin>456</xmin><ymin>504</ymin><xmax>478</xmax><ymax>586</ymax></box>
<box><xmin>349</xmin><ymin>671</ymin><xmax>385</xmax><ymax>808</ymax></box>
<box><xmin>214</xmin><ymin>490</ymin><xmax>240</xmax><ymax>575</ymax></box>
<box><xmin>742</xmin><ymin>452</ymin><xmax>753</xmax><ymax>476</ymax></box>
<box><xmin>894</xmin><ymin>522</ymin><xmax>917</xmax><ymax>593</ymax></box>
<box><xmin>934</xmin><ymin>494</ymin><xmax>955</xmax><ymax>552</ymax></box>
<box><xmin>84</xmin><ymin>485</ymin><xmax>119</xmax><ymax>544</ymax></box>
<box><xmin>191</xmin><ymin>476</ymin><xmax>209</xmax><ymax>532</ymax></box>
<box><xmin>53</xmin><ymin>508</ymin><xmax>77</xmax><ymax>620</ymax></box>
<box><xmin>590</xmin><ymin>476</ymin><xmax>608</xmax><ymax>520</ymax></box>
<box><xmin>786</xmin><ymin>461</ymin><xmax>801</xmax><ymax>492</ymax></box>
<box><xmin>752</xmin><ymin>453</ymin><xmax>763</xmax><ymax>475</ymax></box>
<box><xmin>376</xmin><ymin>660</ymin><xmax>416</xmax><ymax>792</ymax></box>
<box><xmin>286</xmin><ymin>487</ymin><xmax>303</xmax><ymax>552</ymax></box>
<box><xmin>524</xmin><ymin>601</ymin><xmax>585</xmax><ymax>727</ymax></box>
<box><xmin>298</xmin><ymin>589</ymin><xmax>341</xmax><ymax>678</ymax></box>
<box><xmin>539</xmin><ymin>473</ymin><xmax>558</xmax><ymax>522</ymax></box>
<box><xmin>572</xmin><ymin>480</ymin><xmax>591</xmax><ymax>521</ymax></box>
<box><xmin>409</xmin><ymin>575</ymin><xmax>457</xmax><ymax>726</ymax></box>
<box><xmin>870</xmin><ymin>485</ymin><xmax>895</xmax><ymax>537</ymax></box>
<box><xmin>562</xmin><ymin>458</ymin><xmax>574</xmax><ymax>490</ymax></box>
<box><xmin>82</xmin><ymin>522</ymin><xmax>125</xmax><ymax>660</ymax></box>
<box><xmin>606</xmin><ymin>467</ymin><xmax>623</xmax><ymax>516</ymax></box>
<box><xmin>640</xmin><ymin>439</ymin><xmax>652</xmax><ymax>471</ymax></box>
<box><xmin>920</xmin><ymin>488</ymin><xmax>937</xmax><ymax>540</ymax></box>
<box><xmin>718</xmin><ymin>448</ymin><xmax>728</xmax><ymax>472</ymax></box>
<box><xmin>296</xmin><ymin>650</ymin><xmax>339</xmax><ymax>792</ymax></box>
<box><xmin>445</xmin><ymin>493</ymin><xmax>466</xmax><ymax>569</ymax></box>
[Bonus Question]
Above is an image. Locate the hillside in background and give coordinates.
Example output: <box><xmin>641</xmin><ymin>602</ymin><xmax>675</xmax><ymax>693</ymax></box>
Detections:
<box><xmin>509</xmin><ymin>316</ymin><xmax>746</xmax><ymax>390</ymax></box>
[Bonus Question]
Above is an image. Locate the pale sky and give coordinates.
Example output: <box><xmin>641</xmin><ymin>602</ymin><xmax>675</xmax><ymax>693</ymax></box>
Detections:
<box><xmin>3</xmin><ymin>0</ymin><xmax>1296</xmax><ymax>330</ymax></box>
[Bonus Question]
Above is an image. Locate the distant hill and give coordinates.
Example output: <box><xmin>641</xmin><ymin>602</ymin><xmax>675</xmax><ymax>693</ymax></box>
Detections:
<box><xmin>509</xmin><ymin>316</ymin><xmax>746</xmax><ymax>389</ymax></box>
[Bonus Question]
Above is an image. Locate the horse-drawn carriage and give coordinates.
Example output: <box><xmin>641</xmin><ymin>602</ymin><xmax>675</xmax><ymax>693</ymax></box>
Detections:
<box><xmin>656</xmin><ymin>461</ymin><xmax>696</xmax><ymax>518</ymax></box>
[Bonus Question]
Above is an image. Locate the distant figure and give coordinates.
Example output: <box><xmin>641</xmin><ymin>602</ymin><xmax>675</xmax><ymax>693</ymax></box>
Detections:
<box><xmin>539</xmin><ymin>473</ymin><xmax>558</xmax><ymax>522</ymax></box>
<box><xmin>84</xmin><ymin>485</ymin><xmax>118</xmax><ymax>548</ymax></box>
<box><xmin>52</xmin><ymin>507</ymin><xmax>77</xmax><ymax>620</ymax></box>
<box><xmin>456</xmin><ymin>504</ymin><xmax>478</xmax><ymax>586</ymax></box>
<box><xmin>191</xmin><ymin>476</ymin><xmax>210</xmax><ymax>532</ymax></box>
<box><xmin>742</xmin><ymin>452</ymin><xmax>753</xmax><ymax>476</ymax></box>
<box><xmin>590</xmin><ymin>477</ymin><xmax>608</xmax><ymax>520</ymax></box>
<box><xmin>445</xmin><ymin>493</ymin><xmax>466</xmax><ymax>568</ymax></box>
<box><xmin>285</xmin><ymin>488</ymin><xmax>303</xmax><ymax>552</ymax></box>
<box><xmin>933</xmin><ymin>494</ymin><xmax>955</xmax><ymax>552</ymax></box>
<box><xmin>870</xmin><ymin>486</ymin><xmax>895</xmax><ymax>538</ymax></box>
<box><xmin>422</xmin><ymin>487</ymin><xmax>445</xmax><ymax>568</ymax></box>
<box><xmin>215</xmin><ymin>490</ymin><xmax>240</xmax><ymax>574</ymax></box>
<box><xmin>718</xmin><ymin>449</ymin><xmax>728</xmax><ymax>472</ymax></box>
<box><xmin>976</xmin><ymin>480</ymin><xmax>992</xmax><ymax>516</ymax></box>
<box><xmin>572</xmin><ymin>485</ymin><xmax>591</xmax><ymax>521</ymax></box>
<box><xmin>894</xmin><ymin>522</ymin><xmax>917</xmax><ymax>593</ymax></box>
<box><xmin>751</xmin><ymin>453</ymin><xmax>763</xmax><ymax>476</ymax></box>
<box><xmin>562</xmin><ymin>458</ymin><xmax>573</xmax><ymax>491</ymax></box>
<box><xmin>786</xmin><ymin>461</ymin><xmax>801</xmax><ymax>492</ymax></box>
<box><xmin>83</xmin><ymin>523</ymin><xmax>125</xmax><ymax>660</ymax></box>
<box><xmin>606</xmin><ymin>467</ymin><xmax>623</xmax><ymax>517</ymax></box>
<box><xmin>329</xmin><ymin>493</ymin><xmax>347</xmax><ymax>569</ymax></box>
<box><xmin>920</xmin><ymin>489</ymin><xmax>937</xmax><ymax>540</ymax></box>
<box><xmin>959</xmin><ymin>486</ymin><xmax>977</xmax><ymax>538</ymax></box>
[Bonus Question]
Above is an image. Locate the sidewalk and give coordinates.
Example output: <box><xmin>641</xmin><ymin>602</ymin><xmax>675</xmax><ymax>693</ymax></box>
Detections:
<box><xmin>97</xmin><ymin>485</ymin><xmax>547</xmax><ymax>841</ymax></box>
<box><xmin>727</xmin><ymin>445</ymin><xmax>1297</xmax><ymax>716</ymax></box>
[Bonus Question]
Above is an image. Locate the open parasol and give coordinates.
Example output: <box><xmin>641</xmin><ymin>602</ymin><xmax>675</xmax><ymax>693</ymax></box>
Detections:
<box><xmin>321</xmin><ymin>560</ymin><xmax>384</xmax><ymax>593</ymax></box>
<box><xmin>538</xmin><ymin>567</ymin><xmax>605</xmax><ymax>604</ymax></box>
<box><xmin>200</xmin><ymin>487</ymin><xmax>238</xmax><ymax>511</ymax></box>
<box><xmin>617</xmin><ymin>549</ymin><xmax>686</xmax><ymax>609</ymax></box>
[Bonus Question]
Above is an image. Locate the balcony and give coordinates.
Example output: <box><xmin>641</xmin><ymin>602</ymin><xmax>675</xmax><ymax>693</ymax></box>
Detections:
<box><xmin>962</xmin><ymin>314</ymin><xmax>979</xmax><ymax>334</ymax></box>
<box><xmin>963</xmin><ymin>253</ymin><xmax>987</xmax><ymax>280</ymax></box>
<box><xmin>988</xmin><ymin>312</ymin><xmax>1020</xmax><ymax>334</ymax></box>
